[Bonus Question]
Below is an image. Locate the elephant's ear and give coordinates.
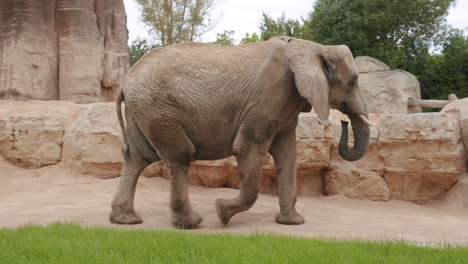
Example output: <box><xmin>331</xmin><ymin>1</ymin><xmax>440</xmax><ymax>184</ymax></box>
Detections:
<box><xmin>286</xmin><ymin>40</ymin><xmax>330</xmax><ymax>121</ymax></box>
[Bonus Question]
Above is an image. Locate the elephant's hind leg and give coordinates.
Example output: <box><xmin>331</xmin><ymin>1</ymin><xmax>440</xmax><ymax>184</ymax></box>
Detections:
<box><xmin>167</xmin><ymin>161</ymin><xmax>203</xmax><ymax>229</ymax></box>
<box><xmin>143</xmin><ymin>122</ymin><xmax>202</xmax><ymax>229</ymax></box>
<box><xmin>110</xmin><ymin>112</ymin><xmax>155</xmax><ymax>225</ymax></box>
<box><xmin>110</xmin><ymin>158</ymin><xmax>148</xmax><ymax>224</ymax></box>
<box><xmin>109</xmin><ymin>144</ymin><xmax>150</xmax><ymax>225</ymax></box>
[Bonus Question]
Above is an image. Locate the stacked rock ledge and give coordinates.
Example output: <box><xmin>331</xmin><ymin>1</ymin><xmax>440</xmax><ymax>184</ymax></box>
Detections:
<box><xmin>0</xmin><ymin>100</ymin><xmax>466</xmax><ymax>204</ymax></box>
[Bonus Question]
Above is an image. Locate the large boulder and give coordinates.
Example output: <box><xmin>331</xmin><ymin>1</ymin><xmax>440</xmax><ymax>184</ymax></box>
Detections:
<box><xmin>325</xmin><ymin>169</ymin><xmax>390</xmax><ymax>201</ymax></box>
<box><xmin>442</xmin><ymin>98</ymin><xmax>468</xmax><ymax>169</ymax></box>
<box><xmin>461</xmin><ymin>109</ymin><xmax>468</xmax><ymax>168</ymax></box>
<box><xmin>0</xmin><ymin>101</ymin><xmax>79</xmax><ymax>168</ymax></box>
<box><xmin>356</xmin><ymin>56</ymin><xmax>422</xmax><ymax>114</ymax></box>
<box><xmin>0</xmin><ymin>0</ymin><xmax>58</xmax><ymax>100</ymax></box>
<box><xmin>62</xmin><ymin>103</ymin><xmax>123</xmax><ymax>178</ymax></box>
<box><xmin>378</xmin><ymin>113</ymin><xmax>465</xmax><ymax>202</ymax></box>
<box><xmin>0</xmin><ymin>0</ymin><xmax>129</xmax><ymax>103</ymax></box>
<box><xmin>441</xmin><ymin>98</ymin><xmax>468</xmax><ymax>116</ymax></box>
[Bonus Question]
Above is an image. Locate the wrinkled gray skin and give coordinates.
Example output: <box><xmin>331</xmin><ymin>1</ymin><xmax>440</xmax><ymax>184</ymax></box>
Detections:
<box><xmin>109</xmin><ymin>37</ymin><xmax>370</xmax><ymax>229</ymax></box>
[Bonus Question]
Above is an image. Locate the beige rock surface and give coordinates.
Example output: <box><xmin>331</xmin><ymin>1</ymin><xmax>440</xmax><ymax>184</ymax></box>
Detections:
<box><xmin>429</xmin><ymin>174</ymin><xmax>468</xmax><ymax>209</ymax></box>
<box><xmin>0</xmin><ymin>101</ymin><xmax>79</xmax><ymax>168</ymax></box>
<box><xmin>355</xmin><ymin>56</ymin><xmax>391</xmax><ymax>73</ymax></box>
<box><xmin>379</xmin><ymin>113</ymin><xmax>465</xmax><ymax>202</ymax></box>
<box><xmin>95</xmin><ymin>0</ymin><xmax>130</xmax><ymax>100</ymax></box>
<box><xmin>62</xmin><ymin>103</ymin><xmax>123</xmax><ymax>178</ymax></box>
<box><xmin>325</xmin><ymin>169</ymin><xmax>390</xmax><ymax>201</ymax></box>
<box><xmin>461</xmin><ymin>109</ymin><xmax>468</xmax><ymax>168</ymax></box>
<box><xmin>0</xmin><ymin>0</ymin><xmax>58</xmax><ymax>100</ymax></box>
<box><xmin>442</xmin><ymin>98</ymin><xmax>468</xmax><ymax>168</ymax></box>
<box><xmin>356</xmin><ymin>56</ymin><xmax>422</xmax><ymax>114</ymax></box>
<box><xmin>441</xmin><ymin>98</ymin><xmax>468</xmax><ymax>116</ymax></box>
<box><xmin>0</xmin><ymin>0</ymin><xmax>129</xmax><ymax>103</ymax></box>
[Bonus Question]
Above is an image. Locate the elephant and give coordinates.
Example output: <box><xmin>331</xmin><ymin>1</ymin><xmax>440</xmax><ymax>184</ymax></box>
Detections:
<box><xmin>109</xmin><ymin>36</ymin><xmax>371</xmax><ymax>229</ymax></box>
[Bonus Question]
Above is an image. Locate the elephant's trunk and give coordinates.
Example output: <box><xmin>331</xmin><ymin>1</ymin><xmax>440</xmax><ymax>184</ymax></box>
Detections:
<box><xmin>338</xmin><ymin>114</ymin><xmax>370</xmax><ymax>161</ymax></box>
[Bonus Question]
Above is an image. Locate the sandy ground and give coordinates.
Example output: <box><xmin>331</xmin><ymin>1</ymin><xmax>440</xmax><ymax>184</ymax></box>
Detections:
<box><xmin>1</xmin><ymin>157</ymin><xmax>468</xmax><ymax>246</ymax></box>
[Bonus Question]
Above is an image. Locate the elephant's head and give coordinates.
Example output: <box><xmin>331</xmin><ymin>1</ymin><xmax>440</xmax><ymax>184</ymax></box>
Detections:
<box><xmin>283</xmin><ymin>37</ymin><xmax>371</xmax><ymax>161</ymax></box>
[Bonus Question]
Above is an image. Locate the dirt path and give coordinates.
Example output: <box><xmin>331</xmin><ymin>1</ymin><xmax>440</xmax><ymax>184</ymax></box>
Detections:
<box><xmin>1</xmin><ymin>158</ymin><xmax>468</xmax><ymax>246</ymax></box>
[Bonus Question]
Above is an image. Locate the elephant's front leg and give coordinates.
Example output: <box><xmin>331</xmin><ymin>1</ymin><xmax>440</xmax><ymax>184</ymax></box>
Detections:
<box><xmin>270</xmin><ymin>129</ymin><xmax>304</xmax><ymax>225</ymax></box>
<box><xmin>215</xmin><ymin>141</ymin><xmax>269</xmax><ymax>225</ymax></box>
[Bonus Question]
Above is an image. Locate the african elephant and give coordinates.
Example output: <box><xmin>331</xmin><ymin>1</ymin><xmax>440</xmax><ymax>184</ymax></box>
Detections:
<box><xmin>109</xmin><ymin>36</ymin><xmax>371</xmax><ymax>229</ymax></box>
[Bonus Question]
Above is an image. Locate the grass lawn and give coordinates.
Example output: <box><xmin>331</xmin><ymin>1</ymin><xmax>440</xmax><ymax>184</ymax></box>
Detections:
<box><xmin>1</xmin><ymin>223</ymin><xmax>467</xmax><ymax>264</ymax></box>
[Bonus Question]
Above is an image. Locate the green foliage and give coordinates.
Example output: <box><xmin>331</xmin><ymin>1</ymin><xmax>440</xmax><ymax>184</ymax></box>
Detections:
<box><xmin>259</xmin><ymin>13</ymin><xmax>311</xmax><ymax>41</ymax></box>
<box><xmin>240</xmin><ymin>32</ymin><xmax>260</xmax><ymax>44</ymax></box>
<box><xmin>2</xmin><ymin>223</ymin><xmax>468</xmax><ymax>264</ymax></box>
<box><xmin>417</xmin><ymin>29</ymin><xmax>468</xmax><ymax>99</ymax></box>
<box><xmin>128</xmin><ymin>38</ymin><xmax>158</xmax><ymax>66</ymax></box>
<box><xmin>308</xmin><ymin>0</ymin><xmax>455</xmax><ymax>68</ymax></box>
<box><xmin>306</xmin><ymin>0</ymin><xmax>466</xmax><ymax>99</ymax></box>
<box><xmin>136</xmin><ymin>0</ymin><xmax>217</xmax><ymax>46</ymax></box>
<box><xmin>210</xmin><ymin>30</ymin><xmax>236</xmax><ymax>46</ymax></box>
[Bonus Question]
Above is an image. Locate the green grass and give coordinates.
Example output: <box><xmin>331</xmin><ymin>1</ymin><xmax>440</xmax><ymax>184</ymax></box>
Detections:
<box><xmin>1</xmin><ymin>223</ymin><xmax>467</xmax><ymax>264</ymax></box>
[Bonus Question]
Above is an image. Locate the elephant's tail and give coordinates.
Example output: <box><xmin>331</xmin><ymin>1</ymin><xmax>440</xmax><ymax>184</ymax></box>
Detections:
<box><xmin>116</xmin><ymin>89</ymin><xmax>129</xmax><ymax>155</ymax></box>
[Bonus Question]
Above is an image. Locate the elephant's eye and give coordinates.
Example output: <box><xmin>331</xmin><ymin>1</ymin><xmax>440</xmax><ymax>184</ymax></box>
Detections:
<box><xmin>348</xmin><ymin>74</ymin><xmax>358</xmax><ymax>88</ymax></box>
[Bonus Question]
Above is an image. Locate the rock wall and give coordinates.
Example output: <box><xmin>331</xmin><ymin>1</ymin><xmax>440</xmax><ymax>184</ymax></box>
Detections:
<box><xmin>0</xmin><ymin>100</ymin><xmax>466</xmax><ymax>204</ymax></box>
<box><xmin>0</xmin><ymin>0</ymin><xmax>129</xmax><ymax>103</ymax></box>
<box><xmin>443</xmin><ymin>98</ymin><xmax>468</xmax><ymax>169</ymax></box>
<box><xmin>356</xmin><ymin>56</ymin><xmax>422</xmax><ymax>114</ymax></box>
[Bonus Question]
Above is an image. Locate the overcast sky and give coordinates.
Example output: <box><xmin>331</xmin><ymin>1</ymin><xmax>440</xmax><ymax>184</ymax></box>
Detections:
<box><xmin>123</xmin><ymin>0</ymin><xmax>468</xmax><ymax>44</ymax></box>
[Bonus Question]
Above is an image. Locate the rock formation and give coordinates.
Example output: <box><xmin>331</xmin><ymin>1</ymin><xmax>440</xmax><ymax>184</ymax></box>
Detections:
<box><xmin>443</xmin><ymin>98</ymin><xmax>468</xmax><ymax>169</ymax></box>
<box><xmin>378</xmin><ymin>113</ymin><xmax>464</xmax><ymax>202</ymax></box>
<box><xmin>0</xmin><ymin>100</ymin><xmax>466</xmax><ymax>204</ymax></box>
<box><xmin>0</xmin><ymin>0</ymin><xmax>129</xmax><ymax>103</ymax></box>
<box><xmin>62</xmin><ymin>103</ymin><xmax>123</xmax><ymax>178</ymax></box>
<box><xmin>356</xmin><ymin>56</ymin><xmax>422</xmax><ymax>114</ymax></box>
<box><xmin>0</xmin><ymin>101</ymin><xmax>79</xmax><ymax>167</ymax></box>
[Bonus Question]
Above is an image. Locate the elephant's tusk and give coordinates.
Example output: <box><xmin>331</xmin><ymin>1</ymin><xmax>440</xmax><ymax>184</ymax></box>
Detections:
<box><xmin>358</xmin><ymin>114</ymin><xmax>374</xmax><ymax>127</ymax></box>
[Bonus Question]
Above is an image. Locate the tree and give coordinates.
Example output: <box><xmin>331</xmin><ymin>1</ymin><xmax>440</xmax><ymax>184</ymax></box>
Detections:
<box><xmin>240</xmin><ymin>32</ymin><xmax>260</xmax><ymax>44</ymax></box>
<box><xmin>128</xmin><ymin>38</ymin><xmax>159</xmax><ymax>66</ymax></box>
<box><xmin>259</xmin><ymin>13</ymin><xmax>311</xmax><ymax>41</ymax></box>
<box><xmin>439</xmin><ymin>30</ymin><xmax>468</xmax><ymax>99</ymax></box>
<box><xmin>136</xmin><ymin>0</ymin><xmax>217</xmax><ymax>46</ymax></box>
<box><xmin>418</xmin><ymin>29</ymin><xmax>468</xmax><ymax>99</ymax></box>
<box><xmin>210</xmin><ymin>30</ymin><xmax>236</xmax><ymax>46</ymax></box>
<box><xmin>308</xmin><ymin>0</ymin><xmax>455</xmax><ymax>69</ymax></box>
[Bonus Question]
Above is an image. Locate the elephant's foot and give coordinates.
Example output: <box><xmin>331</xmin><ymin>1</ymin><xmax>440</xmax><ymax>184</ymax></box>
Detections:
<box><xmin>109</xmin><ymin>209</ymin><xmax>143</xmax><ymax>225</ymax></box>
<box><xmin>172</xmin><ymin>210</ymin><xmax>203</xmax><ymax>229</ymax></box>
<box><xmin>275</xmin><ymin>209</ymin><xmax>305</xmax><ymax>225</ymax></box>
<box><xmin>215</xmin><ymin>198</ymin><xmax>239</xmax><ymax>226</ymax></box>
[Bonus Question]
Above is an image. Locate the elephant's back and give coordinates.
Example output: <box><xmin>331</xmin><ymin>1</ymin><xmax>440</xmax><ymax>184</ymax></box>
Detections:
<box><xmin>126</xmin><ymin>41</ymin><xmax>272</xmax><ymax>82</ymax></box>
<box><xmin>122</xmin><ymin>41</ymin><xmax>272</xmax><ymax>105</ymax></box>
<box><xmin>121</xmin><ymin>39</ymin><xmax>290</xmax><ymax>122</ymax></box>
